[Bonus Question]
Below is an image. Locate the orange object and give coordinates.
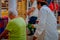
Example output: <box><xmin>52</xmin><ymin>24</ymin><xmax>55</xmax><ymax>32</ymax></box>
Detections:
<box><xmin>2</xmin><ymin>10</ymin><xmax>8</xmax><ymax>17</ymax></box>
<box><xmin>32</xmin><ymin>24</ymin><xmax>34</xmax><ymax>28</ymax></box>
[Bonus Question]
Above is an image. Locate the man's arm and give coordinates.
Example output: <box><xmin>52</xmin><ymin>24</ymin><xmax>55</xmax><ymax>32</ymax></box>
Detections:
<box><xmin>27</xmin><ymin>7</ymin><xmax>35</xmax><ymax>15</ymax></box>
<box><xmin>33</xmin><ymin>9</ymin><xmax>47</xmax><ymax>40</ymax></box>
<box><xmin>0</xmin><ymin>30</ymin><xmax>9</xmax><ymax>39</ymax></box>
<box><xmin>27</xmin><ymin>0</ymin><xmax>37</xmax><ymax>16</ymax></box>
<box><xmin>0</xmin><ymin>21</ymin><xmax>13</xmax><ymax>39</ymax></box>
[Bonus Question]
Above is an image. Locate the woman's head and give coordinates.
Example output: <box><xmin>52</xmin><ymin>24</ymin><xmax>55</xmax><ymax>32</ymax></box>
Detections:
<box><xmin>9</xmin><ymin>10</ymin><xmax>18</xmax><ymax>19</ymax></box>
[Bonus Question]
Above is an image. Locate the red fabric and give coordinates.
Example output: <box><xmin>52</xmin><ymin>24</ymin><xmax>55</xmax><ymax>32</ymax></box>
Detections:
<box><xmin>0</xmin><ymin>23</ymin><xmax>3</xmax><ymax>28</ymax></box>
<box><xmin>0</xmin><ymin>20</ymin><xmax>4</xmax><ymax>28</ymax></box>
<box><xmin>2</xmin><ymin>16</ymin><xmax>8</xmax><ymax>19</ymax></box>
<box><xmin>49</xmin><ymin>2</ymin><xmax>59</xmax><ymax>11</ymax></box>
<box><xmin>0</xmin><ymin>16</ymin><xmax>8</xmax><ymax>28</ymax></box>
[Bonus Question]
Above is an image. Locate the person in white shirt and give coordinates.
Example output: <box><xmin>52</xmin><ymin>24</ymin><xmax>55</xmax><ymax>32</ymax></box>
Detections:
<box><xmin>27</xmin><ymin>0</ymin><xmax>43</xmax><ymax>16</ymax></box>
<box><xmin>27</xmin><ymin>0</ymin><xmax>38</xmax><ymax>17</ymax></box>
<box><xmin>26</xmin><ymin>0</ymin><xmax>39</xmax><ymax>40</ymax></box>
<box><xmin>33</xmin><ymin>1</ymin><xmax>58</xmax><ymax>40</ymax></box>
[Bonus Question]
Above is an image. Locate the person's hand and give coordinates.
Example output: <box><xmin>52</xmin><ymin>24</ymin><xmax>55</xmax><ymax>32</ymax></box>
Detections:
<box><xmin>33</xmin><ymin>36</ymin><xmax>37</xmax><ymax>40</ymax></box>
<box><xmin>0</xmin><ymin>30</ymin><xmax>9</xmax><ymax>39</ymax></box>
<box><xmin>27</xmin><ymin>7</ymin><xmax>35</xmax><ymax>16</ymax></box>
<box><xmin>36</xmin><ymin>20</ymin><xmax>39</xmax><ymax>24</ymax></box>
<box><xmin>0</xmin><ymin>33</ymin><xmax>9</xmax><ymax>39</ymax></box>
<box><xmin>32</xmin><ymin>24</ymin><xmax>34</xmax><ymax>28</ymax></box>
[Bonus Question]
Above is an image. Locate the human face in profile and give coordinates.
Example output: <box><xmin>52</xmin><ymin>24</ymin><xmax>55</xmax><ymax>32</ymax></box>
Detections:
<box><xmin>37</xmin><ymin>3</ymin><xmax>41</xmax><ymax>10</ymax></box>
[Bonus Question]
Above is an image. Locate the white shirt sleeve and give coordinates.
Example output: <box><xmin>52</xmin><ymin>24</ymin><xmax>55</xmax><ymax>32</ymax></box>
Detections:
<box><xmin>34</xmin><ymin>8</ymin><xmax>47</xmax><ymax>37</ymax></box>
<box><xmin>32</xmin><ymin>1</ymin><xmax>37</xmax><ymax>8</ymax></box>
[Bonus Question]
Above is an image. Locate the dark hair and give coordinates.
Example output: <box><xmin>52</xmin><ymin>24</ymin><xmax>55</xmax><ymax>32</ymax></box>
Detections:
<box><xmin>28</xmin><ymin>16</ymin><xmax>37</xmax><ymax>24</ymax></box>
<box><xmin>37</xmin><ymin>1</ymin><xmax>47</xmax><ymax>6</ymax></box>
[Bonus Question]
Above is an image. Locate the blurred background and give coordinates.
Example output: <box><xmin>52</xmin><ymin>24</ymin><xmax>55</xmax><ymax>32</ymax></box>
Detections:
<box><xmin>0</xmin><ymin>0</ymin><xmax>60</xmax><ymax>40</ymax></box>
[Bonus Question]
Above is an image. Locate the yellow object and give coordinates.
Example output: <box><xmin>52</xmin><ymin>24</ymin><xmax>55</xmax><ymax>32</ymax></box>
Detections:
<box><xmin>2</xmin><ymin>10</ymin><xmax>8</xmax><ymax>17</ymax></box>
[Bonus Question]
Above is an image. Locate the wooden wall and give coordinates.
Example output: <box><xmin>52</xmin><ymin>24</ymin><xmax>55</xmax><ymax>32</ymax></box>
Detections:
<box><xmin>17</xmin><ymin>0</ymin><xmax>27</xmax><ymax>19</ymax></box>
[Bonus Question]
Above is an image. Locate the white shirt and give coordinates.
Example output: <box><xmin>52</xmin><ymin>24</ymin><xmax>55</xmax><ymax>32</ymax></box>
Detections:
<box><xmin>26</xmin><ymin>0</ymin><xmax>38</xmax><ymax>24</ymax></box>
<box><xmin>34</xmin><ymin>5</ymin><xmax>58</xmax><ymax>40</ymax></box>
<box><xmin>30</xmin><ymin>0</ymin><xmax>38</xmax><ymax>17</ymax></box>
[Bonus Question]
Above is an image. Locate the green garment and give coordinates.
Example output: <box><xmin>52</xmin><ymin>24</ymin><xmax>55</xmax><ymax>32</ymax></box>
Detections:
<box><xmin>5</xmin><ymin>17</ymin><xmax>26</xmax><ymax>40</ymax></box>
<box><xmin>27</xmin><ymin>23</ymin><xmax>34</xmax><ymax>31</ymax></box>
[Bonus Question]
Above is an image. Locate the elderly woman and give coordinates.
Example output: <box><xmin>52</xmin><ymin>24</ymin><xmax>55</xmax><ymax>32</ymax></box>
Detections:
<box><xmin>0</xmin><ymin>10</ymin><xmax>26</xmax><ymax>40</ymax></box>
